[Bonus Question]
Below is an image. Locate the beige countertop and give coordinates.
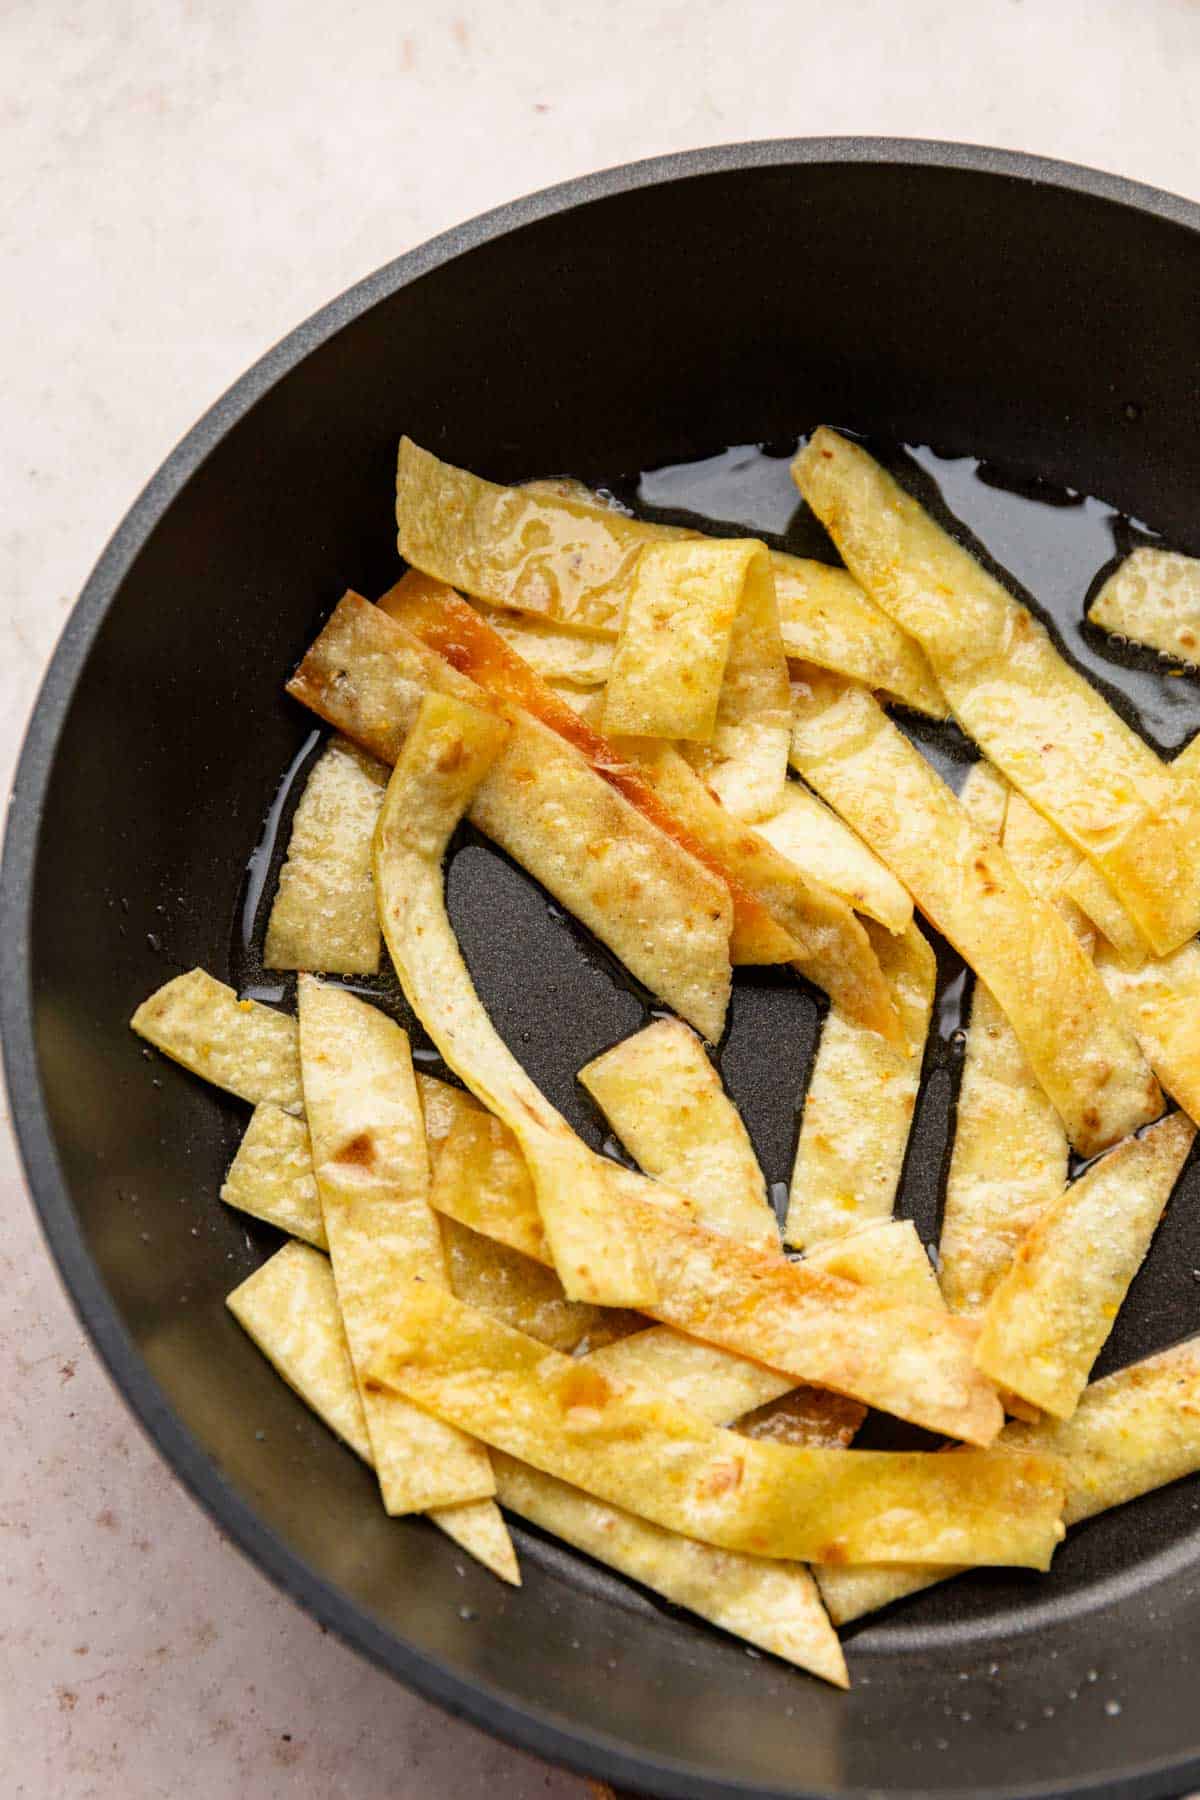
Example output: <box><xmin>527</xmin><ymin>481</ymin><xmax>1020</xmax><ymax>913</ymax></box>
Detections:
<box><xmin>5</xmin><ymin>1</ymin><xmax>1200</xmax><ymax>1793</ymax></box>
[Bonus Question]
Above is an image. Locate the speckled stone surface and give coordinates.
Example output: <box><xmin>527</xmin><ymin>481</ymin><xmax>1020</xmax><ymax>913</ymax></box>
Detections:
<box><xmin>6</xmin><ymin>2</ymin><xmax>1200</xmax><ymax>1793</ymax></box>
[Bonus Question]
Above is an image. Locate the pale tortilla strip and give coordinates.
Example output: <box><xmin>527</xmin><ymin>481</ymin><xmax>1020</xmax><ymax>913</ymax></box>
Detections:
<box><xmin>427</xmin><ymin>1108</ymin><xmax>1003</xmax><ymax>1442</ymax></box>
<box><xmin>789</xmin><ymin>670</ymin><xmax>1162</xmax><ymax>1156</ymax></box>
<box><xmin>773</xmin><ymin>556</ymin><xmax>946</xmax><ymax>717</ymax></box>
<box><xmin>795</xmin><ymin>428</ymin><xmax>1194</xmax><ymax>955</ymax></box>
<box><xmin>602</xmin><ymin>540</ymin><xmax>745</xmax><ymax>741</ymax></box>
<box><xmin>479</xmin><ymin>605</ymin><xmax>614</xmax><ymax>687</ymax></box>
<box><xmin>263</xmin><ymin>737</ymin><xmax>388</xmax><ymax>975</ymax></box>
<box><xmin>131</xmin><ymin>968</ymin><xmax>303</xmax><ymax>1113</ymax></box>
<box><xmin>298</xmin><ymin>976</ymin><xmax>497</xmax><ymax>1514</ymax></box>
<box><xmin>228</xmin><ymin>1244</ymin><xmax>843</xmax><ymax>1682</ymax></box>
<box><xmin>785</xmin><ymin>922</ymin><xmax>934</xmax><ymax>1248</ymax></box>
<box><xmin>754</xmin><ymin>781</ymin><xmax>913</xmax><ymax>935</ymax></box>
<box><xmin>679</xmin><ymin>544</ymin><xmax>791</xmax><ymax>821</ymax></box>
<box><xmin>492</xmin><ymin>1455</ymin><xmax>847</xmax><ymax>1683</ymax></box>
<box><xmin>1095</xmin><ymin>943</ymin><xmax>1200</xmax><ymax>1127</ymax></box>
<box><xmin>974</xmin><ymin>1112</ymin><xmax>1196</xmax><ymax>1418</ymax></box>
<box><xmin>818</xmin><ymin>1333</ymin><xmax>1200</xmax><ymax>1624</ymax></box>
<box><xmin>578</xmin><ymin>1018</ymin><xmax>778</xmax><ymax>1250</ymax></box>
<box><xmin>289</xmin><ymin>593</ymin><xmax>735</xmax><ymax>1038</ymax></box>
<box><xmin>1088</xmin><ymin>546</ymin><xmax>1200</xmax><ymax>666</ymax></box>
<box><xmin>431</xmin><ymin>1107</ymin><xmax>550</xmax><ymax>1264</ymax></box>
<box><xmin>415</xmin><ymin>1071</ymin><xmax>481</xmax><ymax>1166</ymax></box>
<box><xmin>438</xmin><ymin>1215</ymin><xmax>635</xmax><ymax>1355</ymax></box>
<box><xmin>226</xmin><ymin>1241</ymin><xmax>517</xmax><ymax>1583</ymax></box>
<box><xmin>220</xmin><ymin>1104</ymin><xmax>325</xmax><ymax>1248</ymax></box>
<box><xmin>368</xmin><ymin>1284</ymin><xmax>1063</xmax><ymax>1566</ymax></box>
<box><xmin>619</xmin><ymin>739</ymin><xmax>901</xmax><ymax>1040</ymax></box>
<box><xmin>373</xmin><ymin>689</ymin><xmax>662</xmax><ymax>1307</ymax></box>
<box><xmin>379</xmin><ymin>573</ymin><xmax>795</xmax><ymax>970</ymax></box>
<box><xmin>805</xmin><ymin>1218</ymin><xmax>942</xmax><ymax>1310</ymax></box>
<box><xmin>938</xmin><ymin>781</ymin><xmax>1071</xmax><ymax>1315</ymax></box>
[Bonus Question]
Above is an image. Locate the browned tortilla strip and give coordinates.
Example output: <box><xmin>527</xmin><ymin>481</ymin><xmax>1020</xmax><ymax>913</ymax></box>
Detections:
<box><xmin>289</xmin><ymin>592</ymin><xmax>734</xmax><ymax>1038</ymax></box>
<box><xmin>795</xmin><ymin>428</ymin><xmax>1200</xmax><ymax>955</ymax></box>
<box><xmin>367</xmin><ymin>1285</ymin><xmax>1062</xmax><ymax>1566</ymax></box>
<box><xmin>789</xmin><ymin>670</ymin><xmax>1163</xmax><ymax>1156</ymax></box>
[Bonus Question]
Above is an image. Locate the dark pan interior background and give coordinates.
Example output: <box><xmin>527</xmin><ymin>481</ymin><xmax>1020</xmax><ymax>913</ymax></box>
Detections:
<box><xmin>12</xmin><ymin>147</ymin><xmax>1200</xmax><ymax>1799</ymax></box>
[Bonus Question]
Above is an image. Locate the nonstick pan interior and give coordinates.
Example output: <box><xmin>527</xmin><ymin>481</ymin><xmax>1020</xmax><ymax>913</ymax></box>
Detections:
<box><xmin>7</xmin><ymin>141</ymin><xmax>1200</xmax><ymax>1799</ymax></box>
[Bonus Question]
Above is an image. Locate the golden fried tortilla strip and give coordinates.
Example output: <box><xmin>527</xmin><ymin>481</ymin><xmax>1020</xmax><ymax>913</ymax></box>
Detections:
<box><xmin>220</xmin><ymin>1105</ymin><xmax>325</xmax><ymax>1248</ymax></box>
<box><xmin>785</xmin><ymin>923</ymin><xmax>934</xmax><ymax>1248</ymax></box>
<box><xmin>367</xmin><ymin>1284</ymin><xmax>1062</xmax><ymax>1567</ymax></box>
<box><xmin>754</xmin><ymin>780</ymin><xmax>913</xmax><ymax>935</ymax></box>
<box><xmin>789</xmin><ymin>670</ymin><xmax>1162</xmax><ymax>1156</ymax></box>
<box><xmin>602</xmin><ymin>539</ymin><xmax>745</xmax><ymax>742</ymax></box>
<box><xmin>579</xmin><ymin>1018</ymin><xmax>778</xmax><ymax>1250</ymax></box>
<box><xmin>1096</xmin><ymin>942</ymin><xmax>1200</xmax><ymax>1127</ymax></box>
<box><xmin>773</xmin><ymin>555</ymin><xmax>946</xmax><ymax>717</ymax></box>
<box><xmin>817</xmin><ymin>1334</ymin><xmax>1200</xmax><ymax>1624</ymax></box>
<box><xmin>795</xmin><ymin>428</ymin><xmax>1195</xmax><ymax>955</ymax></box>
<box><xmin>131</xmin><ymin>969</ymin><xmax>303</xmax><ymax>1113</ymax></box>
<box><xmin>264</xmin><ymin>737</ymin><xmax>387</xmax><ymax>975</ymax></box>
<box><xmin>1088</xmin><ymin>547</ymin><xmax>1200</xmax><ymax>667</ymax></box>
<box><xmin>974</xmin><ymin>1112</ymin><xmax>1196</xmax><ymax>1418</ymax></box>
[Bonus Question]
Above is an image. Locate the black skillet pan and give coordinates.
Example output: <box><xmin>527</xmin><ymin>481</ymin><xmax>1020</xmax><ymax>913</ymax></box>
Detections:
<box><xmin>7</xmin><ymin>139</ymin><xmax>1200</xmax><ymax>1800</ymax></box>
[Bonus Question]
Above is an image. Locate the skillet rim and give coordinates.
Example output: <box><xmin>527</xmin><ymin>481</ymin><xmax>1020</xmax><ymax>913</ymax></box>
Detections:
<box><xmin>5</xmin><ymin>136</ymin><xmax>1200</xmax><ymax>1800</ymax></box>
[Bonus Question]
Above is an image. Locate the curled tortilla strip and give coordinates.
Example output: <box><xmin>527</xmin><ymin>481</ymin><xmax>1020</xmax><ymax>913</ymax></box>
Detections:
<box><xmin>789</xmin><ymin>670</ymin><xmax>1162</xmax><ymax>1157</ymax></box>
<box><xmin>228</xmin><ymin>1243</ymin><xmax>843</xmax><ymax>1682</ymax></box>
<box><xmin>228</xmin><ymin>1243</ymin><xmax>517</xmax><ymax>1583</ymax></box>
<box><xmin>221</xmin><ymin>1104</ymin><xmax>325</xmax><ymax>1248</ymax></box>
<box><xmin>602</xmin><ymin>540</ymin><xmax>745</xmax><ymax>742</ymax></box>
<box><xmin>1088</xmin><ymin>547</ymin><xmax>1200</xmax><ymax>666</ymax></box>
<box><xmin>264</xmin><ymin>737</ymin><xmax>387</xmax><ymax>975</ymax></box>
<box><xmin>785</xmin><ymin>922</ymin><xmax>934</xmax><ymax>1248</ymax></box>
<box><xmin>381</xmin><ymin>574</ymin><xmax>903</xmax><ymax>1023</ymax></box>
<box><xmin>298</xmin><ymin>977</ymin><xmax>497</xmax><ymax>1515</ymax></box>
<box><xmin>975</xmin><ymin>1112</ymin><xmax>1196</xmax><ymax>1418</ymax></box>
<box><xmin>818</xmin><ymin>1334</ymin><xmax>1200</xmax><ymax>1625</ymax></box>
<box><xmin>618</xmin><ymin>739</ymin><xmax>901</xmax><ymax>1040</ymax></box>
<box><xmin>1095</xmin><ymin>943</ymin><xmax>1200</xmax><ymax>1129</ymax></box>
<box><xmin>427</xmin><ymin>1105</ymin><xmax>1003</xmax><ymax>1442</ymax></box>
<box><xmin>373</xmin><ymin>689</ymin><xmax>661</xmax><ymax>1307</ymax></box>
<box><xmin>773</xmin><ymin>556</ymin><xmax>946</xmax><ymax>717</ymax></box>
<box><xmin>578</xmin><ymin>1018</ymin><xmax>778</xmax><ymax>1250</ymax></box>
<box><xmin>291</xmin><ymin>593</ymin><xmax>734</xmax><ymax>1038</ymax></box>
<box><xmin>1062</xmin><ymin>861</ymin><xmax>1146</xmax><ymax>966</ymax></box>
<box><xmin>755</xmin><ymin>781</ymin><xmax>913</xmax><ymax>935</ymax></box>
<box><xmin>478</xmin><ymin>605</ymin><xmax>614</xmax><ymax>687</ymax></box>
<box><xmin>794</xmin><ymin>428</ymin><xmax>1196</xmax><ymax>955</ymax></box>
<box><xmin>131</xmin><ymin>968</ymin><xmax>303</xmax><ymax>1113</ymax></box>
<box><xmin>367</xmin><ymin>1284</ymin><xmax>1063</xmax><ymax>1567</ymax></box>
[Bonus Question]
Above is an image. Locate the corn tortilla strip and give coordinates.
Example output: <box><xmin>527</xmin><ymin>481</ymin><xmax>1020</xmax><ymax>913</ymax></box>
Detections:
<box><xmin>491</xmin><ymin>1455</ymin><xmax>847</xmax><ymax>1684</ymax></box>
<box><xmin>789</xmin><ymin>671</ymin><xmax>1162</xmax><ymax>1157</ymax></box>
<box><xmin>432</xmin><ymin>1108</ymin><xmax>550</xmax><ymax>1263</ymax></box>
<box><xmin>578</xmin><ymin>1019</ymin><xmax>778</xmax><ymax>1250</ymax></box>
<box><xmin>1089</xmin><ymin>547</ymin><xmax>1200</xmax><ymax>666</ymax></box>
<box><xmin>298</xmin><ymin>977</ymin><xmax>498</xmax><ymax>1514</ymax></box>
<box><xmin>602</xmin><ymin>540</ymin><xmax>744</xmax><ymax>742</ymax></box>
<box><xmin>479</xmin><ymin>605</ymin><xmax>614</xmax><ymax>686</ymax></box>
<box><xmin>1096</xmin><ymin>943</ymin><xmax>1200</xmax><ymax>1127</ymax></box>
<box><xmin>773</xmin><ymin>556</ymin><xmax>946</xmax><ymax>717</ymax></box>
<box><xmin>975</xmin><ymin>1112</ymin><xmax>1196</xmax><ymax>1418</ymax></box>
<box><xmin>228</xmin><ymin>1244</ymin><xmax>842</xmax><ymax>1681</ymax></box>
<box><xmin>785</xmin><ymin>922</ymin><xmax>934</xmax><ymax>1248</ymax></box>
<box><xmin>380</xmin><ymin>574</ymin><xmax>795</xmax><ymax>971</ymax></box>
<box><xmin>1063</xmin><ymin>860</ymin><xmax>1146</xmax><ymax>965</ymax></box>
<box><xmin>415</xmin><ymin>1071</ymin><xmax>481</xmax><ymax>1165</ymax></box>
<box><xmin>263</xmin><ymin>737</ymin><xmax>388</xmax><ymax>975</ymax></box>
<box><xmin>619</xmin><ymin>739</ymin><xmax>901</xmax><ymax>1040</ymax></box>
<box><xmin>227</xmin><ymin>1241</ymin><xmax>517</xmax><ymax>1582</ymax></box>
<box><xmin>291</xmin><ymin>593</ymin><xmax>735</xmax><ymax>1037</ymax></box>
<box><xmin>374</xmin><ymin>690</ymin><xmax>661</xmax><ymax>1307</ymax></box>
<box><xmin>806</xmin><ymin>1218</ymin><xmax>942</xmax><ymax>1310</ymax></box>
<box><xmin>131</xmin><ymin>968</ymin><xmax>303</xmax><ymax>1113</ymax></box>
<box><xmin>755</xmin><ymin>781</ymin><xmax>913</xmax><ymax>935</ymax></box>
<box><xmin>427</xmin><ymin>1112</ymin><xmax>1003</xmax><ymax>1442</ymax></box>
<box><xmin>818</xmin><ymin>1334</ymin><xmax>1200</xmax><ymax>1624</ymax></box>
<box><xmin>368</xmin><ymin>1284</ymin><xmax>1062</xmax><ymax>1566</ymax></box>
<box><xmin>439</xmin><ymin>1216</ymin><xmax>635</xmax><ymax>1354</ymax></box>
<box><xmin>795</xmin><ymin>428</ymin><xmax>1195</xmax><ymax>955</ymax></box>
<box><xmin>221</xmin><ymin>1104</ymin><xmax>326</xmax><ymax>1248</ymax></box>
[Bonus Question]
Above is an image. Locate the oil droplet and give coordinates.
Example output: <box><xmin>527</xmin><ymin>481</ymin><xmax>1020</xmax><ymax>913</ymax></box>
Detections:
<box><xmin>146</xmin><ymin>932</ymin><xmax>161</xmax><ymax>951</ymax></box>
<box><xmin>458</xmin><ymin>1605</ymin><xmax>478</xmax><ymax>1622</ymax></box>
<box><xmin>1105</xmin><ymin>1699</ymin><xmax>1122</xmax><ymax>1717</ymax></box>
